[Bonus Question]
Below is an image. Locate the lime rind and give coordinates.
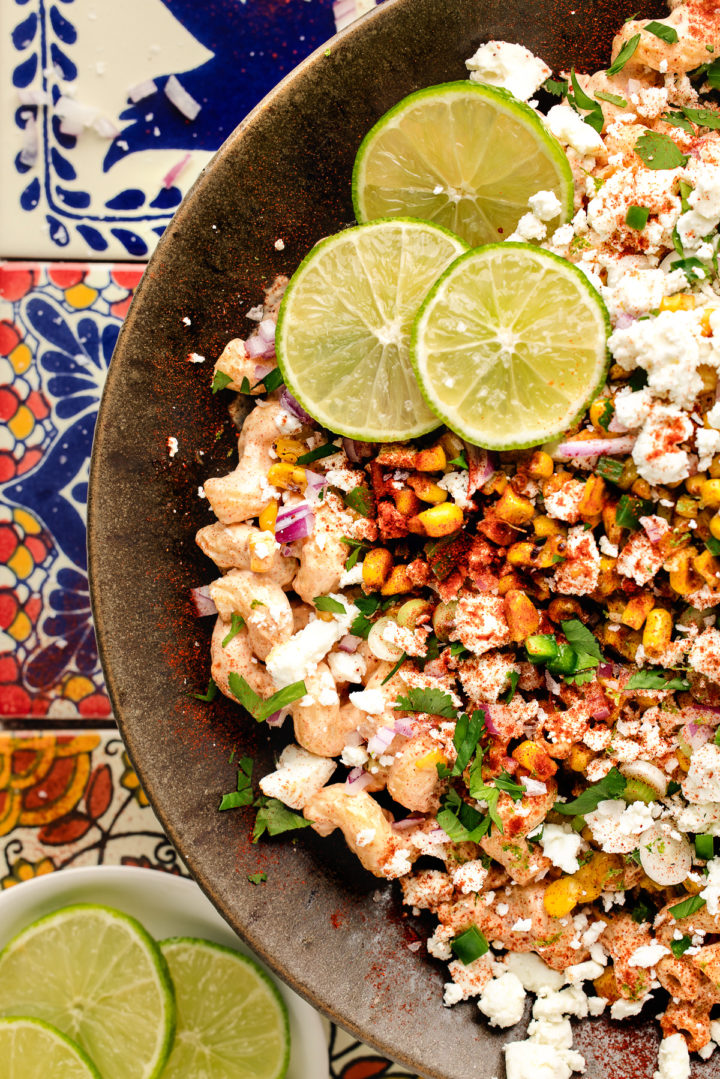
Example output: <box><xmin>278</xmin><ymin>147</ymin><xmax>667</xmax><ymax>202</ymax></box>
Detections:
<box><xmin>275</xmin><ymin>217</ymin><xmax>467</xmax><ymax>442</ymax></box>
<box><xmin>159</xmin><ymin>936</ymin><xmax>290</xmax><ymax>1079</ymax></box>
<box><xmin>411</xmin><ymin>242</ymin><xmax>611</xmax><ymax>451</ymax></box>
<box><xmin>352</xmin><ymin>81</ymin><xmax>574</xmax><ymax>246</ymax></box>
<box><xmin>0</xmin><ymin>1017</ymin><xmax>102</xmax><ymax>1079</ymax></box>
<box><xmin>0</xmin><ymin>903</ymin><xmax>176</xmax><ymax>1079</ymax></box>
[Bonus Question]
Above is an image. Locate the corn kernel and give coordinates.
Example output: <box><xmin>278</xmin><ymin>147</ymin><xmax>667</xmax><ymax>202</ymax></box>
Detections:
<box><xmin>631</xmin><ymin>478</ymin><xmax>653</xmax><ymax>500</ymax></box>
<box><xmin>701</xmin><ymin>479</ymin><xmax>720</xmax><ymax>509</ymax></box>
<box><xmin>568</xmin><ymin>744</ymin><xmax>595</xmax><ymax>772</ymax></box>
<box><xmin>407</xmin><ymin>474</ymin><xmax>447</xmax><ymax>504</ymax></box>
<box><xmin>258</xmin><ymin>501</ymin><xmax>278</xmax><ymax>533</ymax></box>
<box><xmin>415</xmin><ymin>444</ymin><xmax>447</xmax><ymax>472</ymax></box>
<box><xmin>594</xmin><ymin>968</ymin><xmax>621</xmax><ymax>1004</ymax></box>
<box><xmin>602</xmin><ymin>503</ymin><xmax>623</xmax><ymax>546</ymax></box>
<box><xmin>248</xmin><ymin>530</ymin><xmax>277</xmax><ymax>573</ymax></box>
<box><xmin>415</xmin><ymin>503</ymin><xmax>464</xmax><ymax>537</ymax></box>
<box><xmin>547</xmin><ymin>598</ymin><xmax>583</xmax><ymax>623</ymax></box>
<box><xmin>495</xmin><ymin>487</ymin><xmax>534</xmax><ymax>526</ymax></box>
<box><xmin>578</xmin><ymin>475</ymin><xmax>606</xmax><ymax>518</ymax></box>
<box><xmin>497</xmin><ymin>573</ymin><xmax>521</xmax><ymax>595</ymax></box>
<box><xmin>504</xmin><ymin>591</ymin><xmax>540</xmax><ymax>642</ymax></box>
<box><xmin>482</xmin><ymin>473</ymin><xmax>508</xmax><ymax>496</ymax></box>
<box><xmin>589</xmin><ymin>397</ymin><xmax>613</xmax><ymax>431</ymax></box>
<box><xmin>711</xmin><ymin>514</ymin><xmax>720</xmax><ymax>541</ymax></box>
<box><xmin>666</xmin><ymin>547</ymin><xmax>700</xmax><ymax>595</ymax></box>
<box><xmin>694</xmin><ymin>548</ymin><xmax>720</xmax><ymax>589</ymax></box>
<box><xmin>275</xmin><ymin>437</ymin><xmax>306</xmax><ymax>463</ymax></box>
<box><xmin>701</xmin><ymin>308</ymin><xmax>717</xmax><ymax>336</ymax></box>
<box><xmin>543</xmin><ymin>876</ymin><xmax>582</xmax><ymax>918</ymax></box>
<box><xmin>596</xmin><ymin>556</ymin><xmax>621</xmax><ymax>597</ymax></box>
<box><xmin>675</xmin><ymin>495</ymin><xmax>700</xmax><ymax>519</ymax></box>
<box><xmin>534</xmin><ymin>515</ymin><xmax>563</xmax><ymax>538</ymax></box>
<box><xmin>506</xmin><ymin>542</ymin><xmax>536</xmax><ymax>567</ymax></box>
<box><xmin>686</xmin><ymin>474</ymin><xmax>707</xmax><ymax>496</ymax></box>
<box><xmin>381</xmin><ymin>565</ymin><xmax>414</xmax><ymax>596</ymax></box>
<box><xmin>621</xmin><ymin>592</ymin><xmax>655</xmax><ymax>631</ymax></box>
<box><xmin>642</xmin><ymin>607</ymin><xmax>672</xmax><ymax>658</ymax></box>
<box><xmin>415</xmin><ymin>748</ymin><xmax>447</xmax><ymax>771</ymax></box>
<box><xmin>267</xmin><ymin>462</ymin><xmax>307</xmax><ymax>492</ymax></box>
<box><xmin>528</xmin><ymin>451</ymin><xmax>554</xmax><ymax>480</ymax></box>
<box><xmin>393</xmin><ymin>488</ymin><xmax>421</xmax><ymax>516</ymax></box>
<box><xmin>659</xmin><ymin>293</ymin><xmax>696</xmax><ymax>312</ymax></box>
<box><xmin>710</xmin><ymin>456</ymin><xmax>720</xmax><ymax>480</ymax></box>
<box><xmin>512</xmin><ymin>740</ymin><xmax>557</xmax><ymax>778</ymax></box>
<box><xmin>535</xmin><ymin>534</ymin><xmax>566</xmax><ymax>570</ymax></box>
<box><xmin>362</xmin><ymin>549</ymin><xmax>393</xmax><ymax>591</ymax></box>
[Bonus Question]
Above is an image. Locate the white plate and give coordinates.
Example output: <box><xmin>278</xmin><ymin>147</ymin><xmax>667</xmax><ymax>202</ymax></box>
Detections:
<box><xmin>0</xmin><ymin>865</ymin><xmax>329</xmax><ymax>1079</ymax></box>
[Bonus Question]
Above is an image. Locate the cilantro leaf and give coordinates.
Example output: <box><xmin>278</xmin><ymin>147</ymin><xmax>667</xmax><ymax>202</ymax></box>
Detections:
<box><xmin>349</xmin><ymin>593</ymin><xmax>382</xmax><ymax>638</ymax></box>
<box><xmin>247</xmin><ymin>871</ymin><xmax>267</xmax><ymax>884</ymax></box>
<box><xmin>228</xmin><ymin>673</ymin><xmax>307</xmax><ymax>722</ymax></box>
<box><xmin>211</xmin><ymin>371</ymin><xmax>233</xmax><ymax>393</ymax></box>
<box><xmin>438</xmin><ymin>710</ymin><xmax>485</xmax><ymax>779</ymax></box>
<box><xmin>669</xmin><ymin>895</ymin><xmax>706</xmax><ymax>919</ymax></box>
<box><xmin>394</xmin><ymin>687</ymin><xmax>456</xmax><ymax>718</ymax></box>
<box><xmin>256</xmin><ymin>367</ymin><xmax>284</xmax><ymax>393</ymax></box>
<box><xmin>543</xmin><ymin>77</ymin><xmax>568</xmax><ymax>97</ymax></box>
<box><xmin>561</xmin><ymin>619</ymin><xmax>603</xmax><ymax>662</ymax></box>
<box><xmin>219</xmin><ymin>756</ymin><xmax>254</xmax><ymax>811</ymax></box>
<box><xmin>634</xmin><ymin>129</ymin><xmax>689</xmax><ymax>170</ymax></box>
<box><xmin>625</xmin><ymin>669</ymin><xmax>690</xmax><ymax>692</ymax></box>
<box><xmin>437</xmin><ymin>788</ymin><xmax>490</xmax><ymax>843</ymax></box>
<box><xmin>607</xmin><ymin>33</ymin><xmax>641</xmax><ymax>76</ymax></box>
<box><xmin>681</xmin><ymin>107</ymin><xmax>720</xmax><ymax>131</ymax></box>
<box><xmin>343</xmin><ymin>487</ymin><xmax>374</xmax><ymax>517</ymax></box>
<box><xmin>645</xmin><ymin>21</ymin><xmax>678</xmax><ymax>44</ymax></box>
<box><xmin>595</xmin><ymin>90</ymin><xmax>628</xmax><ymax>107</ymax></box>
<box><xmin>707</xmin><ymin>536</ymin><xmax>720</xmax><ymax>557</ymax></box>
<box><xmin>598</xmin><ymin>399</ymin><xmax>614</xmax><ymax>431</ymax></box>
<box><xmin>449</xmin><ymin>452</ymin><xmax>468</xmax><ymax>470</ymax></box>
<box><xmin>382</xmin><ymin>652</ymin><xmax>408</xmax><ymax>686</ymax></box>
<box><xmin>194</xmin><ymin>677</ymin><xmax>218</xmax><ymax>702</ymax></box>
<box><xmin>670</xmin><ymin>257</ymin><xmax>707</xmax><ymax>283</ymax></box>
<box><xmin>222</xmin><ymin>612</ymin><xmax>245</xmax><ymax>648</ymax></box>
<box><xmin>568</xmin><ymin>70</ymin><xmax>604</xmax><ymax>133</ymax></box>
<box><xmin>468</xmin><ymin>769</ymin><xmax>525</xmax><ymax>835</ymax></box>
<box><xmin>661</xmin><ymin>111</ymin><xmax>695</xmax><ymax>135</ymax></box>
<box><xmin>252</xmin><ymin>796</ymin><xmax>313</xmax><ymax>842</ymax></box>
<box><xmin>296</xmin><ymin>443</ymin><xmax>337</xmax><ymax>465</ymax></box>
<box><xmin>503</xmin><ymin>670</ymin><xmax>520</xmax><ymax>704</ymax></box>
<box><xmin>556</xmin><ymin>767</ymin><xmax>627</xmax><ymax>815</ymax></box>
<box><xmin>314</xmin><ymin>595</ymin><xmax>346</xmax><ymax>614</ymax></box>
<box><xmin>671</xmin><ymin>934</ymin><xmax>692</xmax><ymax>957</ymax></box>
<box><xmin>679</xmin><ymin>179</ymin><xmax>694</xmax><ymax>213</ymax></box>
<box><xmin>341</xmin><ymin>536</ymin><xmax>370</xmax><ymax>571</ymax></box>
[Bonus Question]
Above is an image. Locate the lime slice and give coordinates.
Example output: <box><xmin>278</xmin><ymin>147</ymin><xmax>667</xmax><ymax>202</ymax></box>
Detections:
<box><xmin>411</xmin><ymin>243</ymin><xmax>610</xmax><ymax>450</ymax></box>
<box><xmin>0</xmin><ymin>1017</ymin><xmax>101</xmax><ymax>1079</ymax></box>
<box><xmin>0</xmin><ymin>904</ymin><xmax>175</xmax><ymax>1079</ymax></box>
<box><xmin>276</xmin><ymin>218</ymin><xmax>466</xmax><ymax>441</ymax></box>
<box><xmin>352</xmin><ymin>82</ymin><xmax>573</xmax><ymax>246</ymax></box>
<box><xmin>159</xmin><ymin>937</ymin><xmax>290</xmax><ymax>1079</ymax></box>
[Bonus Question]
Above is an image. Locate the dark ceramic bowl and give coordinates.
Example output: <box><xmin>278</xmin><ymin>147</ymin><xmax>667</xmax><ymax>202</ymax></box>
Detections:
<box><xmin>88</xmin><ymin>1</ymin><xmax>692</xmax><ymax>1076</ymax></box>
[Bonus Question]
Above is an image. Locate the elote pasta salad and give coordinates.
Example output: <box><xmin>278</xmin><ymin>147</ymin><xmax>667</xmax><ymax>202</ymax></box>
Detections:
<box><xmin>193</xmin><ymin>2</ymin><xmax>720</xmax><ymax>1076</ymax></box>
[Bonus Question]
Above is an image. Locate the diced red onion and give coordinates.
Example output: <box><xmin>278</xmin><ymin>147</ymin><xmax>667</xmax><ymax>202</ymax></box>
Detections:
<box><xmin>163</xmin><ymin>151</ymin><xmax>191</xmax><ymax>189</ymax></box>
<box><xmin>680</xmin><ymin>720</ymin><xmax>713</xmax><ymax>751</ymax></box>
<box><xmin>393</xmin><ymin>718</ymin><xmax>416</xmax><ymax>737</ymax></box>
<box><xmin>592</xmin><ymin>707</ymin><xmax>611</xmax><ymax>721</ymax></box>
<box><xmin>280</xmin><ymin>544</ymin><xmax>294</xmax><ymax>556</ymax></box>
<box><xmin>190</xmin><ymin>585</ymin><xmax>217</xmax><ymax>617</ymax></box>
<box><xmin>484</xmin><ymin>706</ymin><xmax>500</xmax><ymax>737</ymax></box>
<box><xmin>276</xmin><ymin>502</ymin><xmax>311</xmax><ymax>526</ymax></box>
<box><xmin>244</xmin><ymin>334</ymin><xmax>275</xmax><ymax>360</ymax></box>
<box><xmin>553</xmin><ymin>435</ymin><xmax>636</xmax><ymax>460</ymax></box>
<box><xmin>19</xmin><ymin>114</ymin><xmax>38</xmax><ymax>165</ymax></box>
<box><xmin>614</xmin><ymin>314</ymin><xmax>636</xmax><ymax>330</ymax></box>
<box><xmin>367</xmin><ymin>726</ymin><xmax>395</xmax><ymax>755</ymax></box>
<box><xmin>128</xmin><ymin>78</ymin><xmax>157</xmax><ymax>102</ymax></box>
<box><xmin>392</xmin><ymin>815</ymin><xmax>424</xmax><ymax>831</ymax></box>
<box><xmin>254</xmin><ymin>362</ymin><xmax>274</xmax><ymax>380</ymax></box>
<box><xmin>257</xmin><ymin>319</ymin><xmax>276</xmax><ymax>344</ymax></box>
<box><xmin>638</xmin><ymin>516</ymin><xmax>664</xmax><ymax>544</ymax></box>
<box><xmin>338</xmin><ymin>634</ymin><xmax>361</xmax><ymax>653</ymax></box>
<box><xmin>275</xmin><ymin>511</ymin><xmax>314</xmax><ymax>544</ymax></box>
<box><xmin>304</xmin><ymin>469</ymin><xmax>327</xmax><ymax>491</ymax></box>
<box><xmin>345</xmin><ymin>768</ymin><xmax>373</xmax><ymax>793</ymax></box>
<box><xmin>266</xmin><ymin>708</ymin><xmax>289</xmax><ymax>728</ymax></box>
<box><xmin>598</xmin><ymin>662</ymin><xmax>616</xmax><ymax>678</ymax></box>
<box><xmin>465</xmin><ymin>444</ymin><xmax>496</xmax><ymax>493</ymax></box>
<box><xmin>545</xmin><ymin>670</ymin><xmax>562</xmax><ymax>696</ymax></box>
<box><xmin>164</xmin><ymin>74</ymin><xmax>201</xmax><ymax>120</ymax></box>
<box><xmin>343</xmin><ymin>437</ymin><xmax>373</xmax><ymax>463</ymax></box>
<box><xmin>280</xmin><ymin>388</ymin><xmax>313</xmax><ymax>424</ymax></box>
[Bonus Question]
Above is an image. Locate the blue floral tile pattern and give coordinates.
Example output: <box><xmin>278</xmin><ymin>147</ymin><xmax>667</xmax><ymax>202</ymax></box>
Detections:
<box><xmin>2</xmin><ymin>0</ymin><xmax>373</xmax><ymax>260</ymax></box>
<box><xmin>0</xmin><ymin>260</ymin><xmax>143</xmax><ymax>718</ymax></box>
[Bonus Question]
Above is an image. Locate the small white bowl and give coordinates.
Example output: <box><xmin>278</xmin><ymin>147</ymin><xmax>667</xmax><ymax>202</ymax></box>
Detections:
<box><xmin>0</xmin><ymin>865</ymin><xmax>328</xmax><ymax>1079</ymax></box>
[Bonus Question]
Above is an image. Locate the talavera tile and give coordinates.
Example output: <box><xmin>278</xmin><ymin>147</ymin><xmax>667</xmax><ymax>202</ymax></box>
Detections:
<box><xmin>1</xmin><ymin>0</ymin><xmax>376</xmax><ymax>260</ymax></box>
<box><xmin>0</xmin><ymin>260</ymin><xmax>144</xmax><ymax>719</ymax></box>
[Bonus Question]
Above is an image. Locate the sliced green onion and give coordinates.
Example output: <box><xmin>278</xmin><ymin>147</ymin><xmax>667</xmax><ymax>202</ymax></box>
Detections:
<box><xmin>626</xmin><ymin>204</ymin><xmax>650</xmax><ymax>230</ymax></box>
<box><xmin>525</xmin><ymin>634</ymin><xmax>559</xmax><ymax>665</ymax></box>
<box><xmin>450</xmin><ymin>925</ymin><xmax>489</xmax><ymax>965</ymax></box>
<box><xmin>597</xmin><ymin>456</ymin><xmax>625</xmax><ymax>483</ymax></box>
<box><xmin>616</xmin><ymin>494</ymin><xmax>654</xmax><ymax>530</ymax></box>
<box><xmin>695</xmin><ymin>834</ymin><xmax>715</xmax><ymax>860</ymax></box>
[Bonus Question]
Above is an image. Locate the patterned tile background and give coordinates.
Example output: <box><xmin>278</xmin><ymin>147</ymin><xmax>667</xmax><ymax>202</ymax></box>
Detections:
<box><xmin>1</xmin><ymin>1</ymin><xmax>418</xmax><ymax>1076</ymax></box>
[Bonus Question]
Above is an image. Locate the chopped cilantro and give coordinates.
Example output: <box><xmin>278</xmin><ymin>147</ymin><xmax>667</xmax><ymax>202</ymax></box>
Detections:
<box><xmin>626</xmin><ymin>204</ymin><xmax>650</xmax><ymax>230</ymax></box>
<box><xmin>252</xmin><ymin>796</ymin><xmax>313</xmax><ymax>842</ymax></box>
<box><xmin>696</xmin><ymin>834</ymin><xmax>715</xmax><ymax>860</ymax></box>
<box><xmin>314</xmin><ymin>595</ymin><xmax>346</xmax><ymax>614</ymax></box>
<box><xmin>211</xmin><ymin>371</ymin><xmax>233</xmax><ymax>393</ymax></box>
<box><xmin>451</xmin><ymin>926</ymin><xmax>489</xmax><ymax>965</ymax></box>
<box><xmin>449</xmin><ymin>452</ymin><xmax>468</xmax><ymax>470</ymax></box>
<box><xmin>257</xmin><ymin>367</ymin><xmax>284</xmax><ymax>393</ymax></box>
<box><xmin>634</xmin><ymin>129</ymin><xmax>689</xmax><ymax>170</ymax></box>
<box><xmin>644</xmin><ymin>21</ymin><xmax>678</xmax><ymax>44</ymax></box>
<box><xmin>670</xmin><ymin>256</ymin><xmax>707</xmax><ymax>283</ymax></box>
<box><xmin>503</xmin><ymin>670</ymin><xmax>520</xmax><ymax>704</ymax></box>
<box><xmin>350</xmin><ymin>593</ymin><xmax>382</xmax><ymax>638</ymax></box>
<box><xmin>671</xmin><ymin>934</ymin><xmax>692</xmax><ymax>958</ymax></box>
<box><xmin>681</xmin><ymin>106</ymin><xmax>720</xmax><ymax>130</ymax></box>
<box><xmin>607</xmin><ymin>33</ymin><xmax>641</xmax><ymax>76</ymax></box>
<box><xmin>194</xmin><ymin>677</ymin><xmax>218</xmax><ymax>702</ymax></box>
<box><xmin>296</xmin><ymin>443</ymin><xmax>337</xmax><ymax>465</ymax></box>
<box><xmin>341</xmin><ymin>536</ymin><xmax>370</xmax><ymax>571</ymax></box>
<box><xmin>628</xmin><ymin>368</ymin><xmax>648</xmax><ymax>391</ymax></box>
<box><xmin>222</xmin><ymin>612</ymin><xmax>245</xmax><ymax>648</ymax></box>
<box><xmin>543</xmin><ymin>77</ymin><xmax>568</xmax><ymax>97</ymax></box>
<box><xmin>382</xmin><ymin>652</ymin><xmax>408</xmax><ymax>685</ymax></box>
<box><xmin>568</xmin><ymin>69</ymin><xmax>604</xmax><ymax>132</ymax></box>
<box><xmin>561</xmin><ymin>619</ymin><xmax>603</xmax><ymax>662</ymax></box>
<box><xmin>250</xmin><ymin>599</ymin><xmax>265</xmax><ymax>610</ymax></box>
<box><xmin>597</xmin><ymin>399</ymin><xmax>614</xmax><ymax>431</ymax></box>
<box><xmin>616</xmin><ymin>493</ymin><xmax>654</xmax><ymax>530</ymax></box>
<box><xmin>631</xmin><ymin>897</ymin><xmax>655</xmax><ymax>924</ymax></box>
<box><xmin>343</xmin><ymin>486</ymin><xmax>374</xmax><ymax>517</ymax></box>
<box><xmin>448</xmin><ymin>641</ymin><xmax>470</xmax><ymax>659</ymax></box>
<box><xmin>662</xmin><ymin>111</ymin><xmax>696</xmax><ymax>135</ymax></box>
<box><xmin>227</xmin><ymin>672</ymin><xmax>307</xmax><ymax>722</ymax></box>
<box><xmin>708</xmin><ymin>536</ymin><xmax>720</xmax><ymax>558</ymax></box>
<box><xmin>247</xmin><ymin>871</ymin><xmax>267</xmax><ymax>884</ymax></box>
<box><xmin>395</xmin><ymin>687</ymin><xmax>456</xmax><ymax>718</ymax></box>
<box><xmin>468</xmin><ymin>770</ymin><xmax>525</xmax><ymax>835</ymax></box>
<box><xmin>669</xmin><ymin>894</ymin><xmax>706</xmax><ymax>919</ymax></box>
<box><xmin>238</xmin><ymin>376</ymin><xmax>252</xmax><ymax>394</ymax></box>
<box><xmin>595</xmin><ymin>90</ymin><xmax>628</xmax><ymax>107</ymax></box>
<box><xmin>437</xmin><ymin>710</ymin><xmax>485</xmax><ymax>779</ymax></box>
<box><xmin>625</xmin><ymin>670</ymin><xmax>690</xmax><ymax>692</ymax></box>
<box><xmin>667</xmin><ymin>780</ymin><xmax>682</xmax><ymax>795</ymax></box>
<box><xmin>219</xmin><ymin>756</ymin><xmax>254</xmax><ymax>811</ymax></box>
<box><xmin>556</xmin><ymin>767</ymin><xmax>627</xmax><ymax>815</ymax></box>
<box><xmin>437</xmin><ymin>787</ymin><xmax>490</xmax><ymax>843</ymax></box>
